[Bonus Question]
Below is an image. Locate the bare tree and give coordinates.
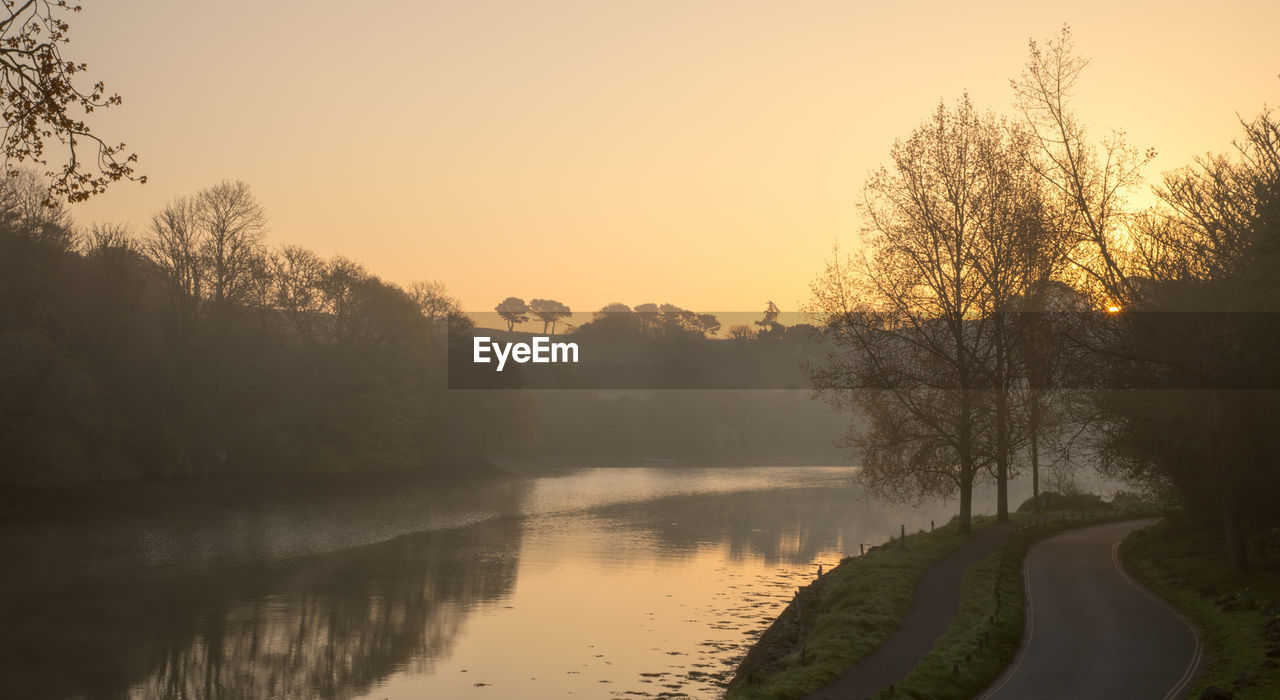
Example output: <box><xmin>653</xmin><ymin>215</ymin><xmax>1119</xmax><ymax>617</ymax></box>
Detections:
<box><xmin>409</xmin><ymin>279</ymin><xmax>472</xmax><ymax>344</ymax></box>
<box><xmin>1011</xmin><ymin>25</ymin><xmax>1154</xmax><ymax>308</ymax></box>
<box><xmin>144</xmin><ymin>195</ymin><xmax>204</xmax><ymax>342</ymax></box>
<box><xmin>0</xmin><ymin>1</ymin><xmax>144</xmax><ymax>203</ymax></box>
<box><xmin>1143</xmin><ymin>110</ymin><xmax>1279</xmax><ymax>287</ymax></box>
<box><xmin>320</xmin><ymin>256</ymin><xmax>368</xmax><ymax>344</ymax></box>
<box><xmin>409</xmin><ymin>281</ymin><xmax>460</xmax><ymax>323</ymax></box>
<box><xmin>82</xmin><ymin>220</ymin><xmax>131</xmax><ymax>252</ymax></box>
<box><xmin>968</xmin><ymin>121</ymin><xmax>1059</xmax><ymax>521</ymax></box>
<box><xmin>81</xmin><ymin>220</ymin><xmax>135</xmax><ymax>272</ymax></box>
<box><xmin>0</xmin><ymin>168</ymin><xmax>71</xmax><ymax>246</ymax></box>
<box><xmin>198</xmin><ymin>180</ymin><xmax>267</xmax><ymax>331</ymax></box>
<box><xmin>810</xmin><ymin>96</ymin><xmax>1044</xmax><ymax>532</ymax></box>
<box><xmin>271</xmin><ymin>245</ymin><xmax>326</xmax><ymax>341</ymax></box>
<box><xmin>142</xmin><ymin>181</ymin><xmax>267</xmax><ymax>346</ymax></box>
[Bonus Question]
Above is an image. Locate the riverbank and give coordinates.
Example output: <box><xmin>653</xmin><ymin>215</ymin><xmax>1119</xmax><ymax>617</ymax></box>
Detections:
<box><xmin>1122</xmin><ymin>519</ymin><xmax>1280</xmax><ymax>699</ymax></box>
<box><xmin>728</xmin><ymin>509</ymin><xmax>1148</xmax><ymax>700</ymax></box>
<box><xmin>0</xmin><ymin>461</ymin><xmax>511</xmax><ymax>525</ymax></box>
<box><xmin>727</xmin><ymin>515</ymin><xmax>1006</xmax><ymax>699</ymax></box>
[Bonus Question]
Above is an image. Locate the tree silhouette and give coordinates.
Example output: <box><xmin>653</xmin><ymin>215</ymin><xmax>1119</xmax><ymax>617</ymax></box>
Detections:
<box><xmin>199</xmin><ymin>181</ymin><xmax>267</xmax><ymax>332</ymax></box>
<box><xmin>696</xmin><ymin>313</ymin><xmax>721</xmax><ymax>336</ymax></box>
<box><xmin>0</xmin><ymin>1</ymin><xmax>144</xmax><ymax>203</ymax></box>
<box><xmin>410</xmin><ymin>281</ymin><xmax>462</xmax><ymax>324</ymax></box>
<box><xmin>754</xmin><ymin>301</ymin><xmax>782</xmax><ymax>337</ymax></box>
<box><xmin>142</xmin><ymin>181</ymin><xmax>267</xmax><ymax>346</ymax></box>
<box><xmin>810</xmin><ymin>96</ymin><xmax>1046</xmax><ymax>533</ymax></box>
<box><xmin>528</xmin><ymin>298</ymin><xmax>571</xmax><ymax>334</ymax></box>
<box><xmin>1011</xmin><ymin>25</ymin><xmax>1153</xmax><ymax>307</ymax></box>
<box><xmin>271</xmin><ymin>245</ymin><xmax>326</xmax><ymax>342</ymax></box>
<box><xmin>596</xmin><ymin>302</ymin><xmax>632</xmax><ymax>316</ymax></box>
<box><xmin>494</xmin><ymin>297</ymin><xmax>529</xmax><ymax>331</ymax></box>
<box><xmin>1098</xmin><ymin>108</ymin><xmax>1280</xmax><ymax>572</ymax></box>
<box><xmin>633</xmin><ymin>302</ymin><xmax>660</xmax><ymax>334</ymax></box>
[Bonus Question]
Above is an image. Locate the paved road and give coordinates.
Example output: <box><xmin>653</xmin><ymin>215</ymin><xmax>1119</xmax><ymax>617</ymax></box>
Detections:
<box><xmin>806</xmin><ymin>522</ymin><xmax>1016</xmax><ymax>700</ymax></box>
<box><xmin>980</xmin><ymin>519</ymin><xmax>1202</xmax><ymax>700</ymax></box>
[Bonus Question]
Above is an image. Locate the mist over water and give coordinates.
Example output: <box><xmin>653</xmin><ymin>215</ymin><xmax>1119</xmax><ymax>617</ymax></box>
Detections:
<box><xmin>0</xmin><ymin>466</ymin><xmax>1033</xmax><ymax>699</ymax></box>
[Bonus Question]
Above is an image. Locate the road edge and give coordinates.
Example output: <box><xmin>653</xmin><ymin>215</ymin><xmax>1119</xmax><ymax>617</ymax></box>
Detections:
<box><xmin>1111</xmin><ymin>538</ymin><xmax>1206</xmax><ymax>700</ymax></box>
<box><xmin>976</xmin><ymin>519</ymin><xmax>1205</xmax><ymax>700</ymax></box>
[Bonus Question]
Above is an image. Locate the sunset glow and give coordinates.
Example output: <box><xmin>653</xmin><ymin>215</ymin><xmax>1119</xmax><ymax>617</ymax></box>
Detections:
<box><xmin>66</xmin><ymin>0</ymin><xmax>1279</xmax><ymax>313</ymax></box>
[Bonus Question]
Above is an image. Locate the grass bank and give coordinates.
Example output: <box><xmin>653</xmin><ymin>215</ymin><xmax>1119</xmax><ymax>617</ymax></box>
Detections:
<box><xmin>726</xmin><ymin>516</ymin><xmax>1003</xmax><ymax>700</ymax></box>
<box><xmin>883</xmin><ymin>514</ymin><xmax>1142</xmax><ymax>699</ymax></box>
<box><xmin>1122</xmin><ymin>520</ymin><xmax>1280</xmax><ymax>699</ymax></box>
<box><xmin>728</xmin><ymin>510</ymin><xmax>1145</xmax><ymax>700</ymax></box>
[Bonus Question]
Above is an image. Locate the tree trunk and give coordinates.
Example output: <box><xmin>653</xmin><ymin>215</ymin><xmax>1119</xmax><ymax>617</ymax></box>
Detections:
<box><xmin>1222</xmin><ymin>475</ymin><xmax>1248</xmax><ymax>574</ymax></box>
<box><xmin>994</xmin><ymin>312</ymin><xmax>1011</xmax><ymax>523</ymax></box>
<box><xmin>958</xmin><ymin>466</ymin><xmax>974</xmax><ymax>535</ymax></box>
<box><xmin>1208</xmin><ymin>390</ymin><xmax>1248</xmax><ymax>573</ymax></box>
<box><xmin>996</xmin><ymin>462</ymin><xmax>1008</xmax><ymax>522</ymax></box>
<box><xmin>955</xmin><ymin>381</ymin><xmax>977</xmax><ymax>536</ymax></box>
<box><xmin>1030</xmin><ymin>395</ymin><xmax>1041</xmax><ymax>514</ymax></box>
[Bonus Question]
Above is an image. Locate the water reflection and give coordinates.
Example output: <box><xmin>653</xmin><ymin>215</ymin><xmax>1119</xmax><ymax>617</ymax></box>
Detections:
<box><xmin>600</xmin><ymin>486</ymin><xmax>934</xmax><ymax>565</ymax></box>
<box><xmin>0</xmin><ymin>516</ymin><xmax>523</xmax><ymax>700</ymax></box>
<box><xmin>0</xmin><ymin>467</ymin><xmax>968</xmax><ymax>699</ymax></box>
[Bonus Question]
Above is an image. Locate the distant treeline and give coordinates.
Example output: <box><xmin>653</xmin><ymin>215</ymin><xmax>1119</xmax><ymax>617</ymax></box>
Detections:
<box><xmin>452</xmin><ymin>301</ymin><xmax>825</xmax><ymax>390</ymax></box>
<box><xmin>0</xmin><ymin>177</ymin><xmax>525</xmax><ymax>485</ymax></box>
<box><xmin>0</xmin><ymin>176</ymin><xmax>852</xmax><ymax>486</ymax></box>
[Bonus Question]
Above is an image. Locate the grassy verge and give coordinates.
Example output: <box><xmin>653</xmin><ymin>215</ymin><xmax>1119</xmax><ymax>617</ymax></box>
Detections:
<box><xmin>727</xmin><ymin>510</ymin><xmax>1147</xmax><ymax>700</ymax></box>
<box><xmin>1122</xmin><ymin>520</ymin><xmax>1280</xmax><ymax>699</ymax></box>
<box><xmin>726</xmin><ymin>516</ymin><xmax>1006</xmax><ymax>700</ymax></box>
<box><xmin>882</xmin><ymin>514</ymin><xmax>1138</xmax><ymax>699</ymax></box>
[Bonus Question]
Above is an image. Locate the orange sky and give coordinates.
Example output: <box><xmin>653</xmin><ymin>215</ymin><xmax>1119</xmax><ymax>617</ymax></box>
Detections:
<box><xmin>68</xmin><ymin>1</ymin><xmax>1278</xmax><ymax>314</ymax></box>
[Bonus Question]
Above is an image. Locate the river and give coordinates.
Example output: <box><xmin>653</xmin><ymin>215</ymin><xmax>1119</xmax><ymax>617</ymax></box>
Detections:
<box><xmin>0</xmin><ymin>466</ymin><xmax>964</xmax><ymax>699</ymax></box>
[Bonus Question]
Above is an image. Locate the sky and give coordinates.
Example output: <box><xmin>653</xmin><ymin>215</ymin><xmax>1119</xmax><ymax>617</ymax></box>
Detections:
<box><xmin>66</xmin><ymin>1</ymin><xmax>1279</xmax><ymax>314</ymax></box>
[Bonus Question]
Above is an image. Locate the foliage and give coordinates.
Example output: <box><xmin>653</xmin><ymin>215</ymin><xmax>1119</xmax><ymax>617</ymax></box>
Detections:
<box><xmin>1123</xmin><ymin>520</ymin><xmax>1280</xmax><ymax>699</ymax></box>
<box><xmin>0</xmin><ymin>1</ymin><xmax>143</xmax><ymax>203</ymax></box>
<box><xmin>0</xmin><ymin>178</ymin><xmax>526</xmax><ymax>484</ymax></box>
<box><xmin>494</xmin><ymin>296</ymin><xmax>529</xmax><ymax>331</ymax></box>
<box><xmin>810</xmin><ymin>25</ymin><xmax>1280</xmax><ymax>569</ymax></box>
<box><xmin>528</xmin><ymin>298</ymin><xmax>571</xmax><ymax>334</ymax></box>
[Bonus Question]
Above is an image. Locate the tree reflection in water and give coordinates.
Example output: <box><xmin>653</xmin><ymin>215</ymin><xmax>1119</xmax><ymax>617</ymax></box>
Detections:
<box><xmin>0</xmin><ymin>516</ymin><xmax>522</xmax><ymax>700</ymax></box>
<box><xmin>599</xmin><ymin>486</ymin><xmax>939</xmax><ymax>565</ymax></box>
<box><xmin>0</xmin><ymin>467</ymin><xmax>987</xmax><ymax>699</ymax></box>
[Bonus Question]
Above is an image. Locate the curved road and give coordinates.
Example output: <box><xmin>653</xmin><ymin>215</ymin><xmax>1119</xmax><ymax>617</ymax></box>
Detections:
<box><xmin>980</xmin><ymin>519</ymin><xmax>1202</xmax><ymax>700</ymax></box>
